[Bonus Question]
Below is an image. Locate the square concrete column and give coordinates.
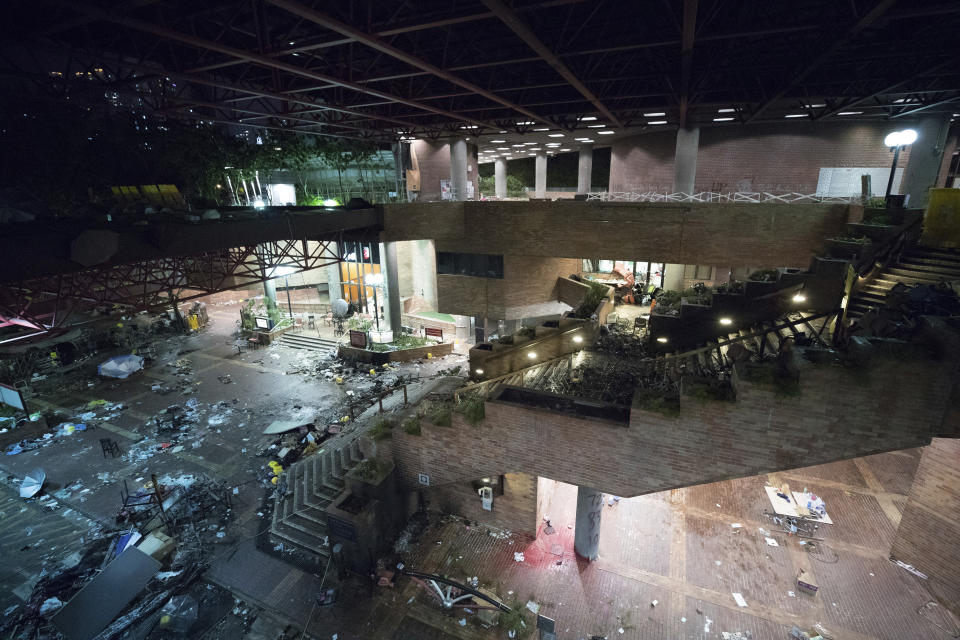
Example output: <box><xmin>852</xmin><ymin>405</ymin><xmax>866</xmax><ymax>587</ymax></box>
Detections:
<box><xmin>379</xmin><ymin>241</ymin><xmax>402</xmax><ymax>332</ymax></box>
<box><xmin>673</xmin><ymin>126</ymin><xmax>700</xmax><ymax>196</ymax></box>
<box><xmin>574</xmin><ymin>485</ymin><xmax>603</xmax><ymax>560</ymax></box>
<box><xmin>450</xmin><ymin>137</ymin><xmax>468</xmax><ymax>201</ymax></box>
<box><xmin>494</xmin><ymin>158</ymin><xmax>507</xmax><ymax>199</ymax></box>
<box><xmin>901</xmin><ymin>114</ymin><xmax>951</xmax><ymax>207</ymax></box>
<box><xmin>535</xmin><ymin>151</ymin><xmax>547</xmax><ymax>198</ymax></box>
<box><xmin>577</xmin><ymin>144</ymin><xmax>593</xmax><ymax>195</ymax></box>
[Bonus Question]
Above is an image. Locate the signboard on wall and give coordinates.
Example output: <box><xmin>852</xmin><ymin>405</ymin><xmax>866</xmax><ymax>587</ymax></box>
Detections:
<box><xmin>0</xmin><ymin>382</ymin><xmax>25</xmax><ymax>411</ymax></box>
<box><xmin>418</xmin><ymin>473</ymin><xmax>430</xmax><ymax>486</ymax></box>
<box><xmin>816</xmin><ymin>167</ymin><xmax>903</xmax><ymax>197</ymax></box>
<box><xmin>349</xmin><ymin>330</ymin><xmax>367</xmax><ymax>349</ymax></box>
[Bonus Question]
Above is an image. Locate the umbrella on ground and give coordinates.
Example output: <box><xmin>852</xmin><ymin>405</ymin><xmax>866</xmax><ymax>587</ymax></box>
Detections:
<box><xmin>20</xmin><ymin>468</ymin><xmax>45</xmax><ymax>498</ymax></box>
<box><xmin>98</xmin><ymin>354</ymin><xmax>145</xmax><ymax>379</ymax></box>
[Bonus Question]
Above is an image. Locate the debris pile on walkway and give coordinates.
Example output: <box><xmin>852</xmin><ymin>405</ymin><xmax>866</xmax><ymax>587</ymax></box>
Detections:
<box><xmin>851</xmin><ymin>281</ymin><xmax>960</xmax><ymax>338</ymax></box>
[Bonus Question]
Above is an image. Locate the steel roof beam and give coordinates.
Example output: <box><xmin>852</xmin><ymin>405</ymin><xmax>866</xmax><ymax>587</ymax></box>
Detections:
<box><xmin>265</xmin><ymin>0</ymin><xmax>556</xmax><ymax>127</ymax></box>
<box><xmin>480</xmin><ymin>0</ymin><xmax>623</xmax><ymax>127</ymax></box>
<box><xmin>747</xmin><ymin>0</ymin><xmax>899</xmax><ymax>123</ymax></box>
<box><xmin>45</xmin><ymin>0</ymin><xmax>498</xmax><ymax>131</ymax></box>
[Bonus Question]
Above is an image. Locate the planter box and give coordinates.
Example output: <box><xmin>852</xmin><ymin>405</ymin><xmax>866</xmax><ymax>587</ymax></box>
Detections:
<box><xmin>824</xmin><ymin>238</ymin><xmax>870</xmax><ymax>259</ymax></box>
<box><xmin>846</xmin><ymin>222</ymin><xmax>899</xmax><ymax>241</ymax></box>
<box><xmin>339</xmin><ymin>341</ymin><xmax>454</xmax><ymax>364</ymax></box>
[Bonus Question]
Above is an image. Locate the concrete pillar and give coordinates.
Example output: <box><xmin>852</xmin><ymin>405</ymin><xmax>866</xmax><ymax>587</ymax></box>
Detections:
<box><xmin>494</xmin><ymin>158</ymin><xmax>507</xmax><ymax>199</ymax></box>
<box><xmin>380</xmin><ymin>241</ymin><xmax>402</xmax><ymax>332</ymax></box>
<box><xmin>534</xmin><ymin>151</ymin><xmax>547</xmax><ymax>198</ymax></box>
<box><xmin>574</xmin><ymin>485</ymin><xmax>603</xmax><ymax>560</ymax></box>
<box><xmin>901</xmin><ymin>114</ymin><xmax>951</xmax><ymax>207</ymax></box>
<box><xmin>326</xmin><ymin>243</ymin><xmax>342</xmax><ymax>302</ymax></box>
<box><xmin>673</xmin><ymin>126</ymin><xmax>700</xmax><ymax>196</ymax></box>
<box><xmin>577</xmin><ymin>144</ymin><xmax>593</xmax><ymax>195</ymax></box>
<box><xmin>262</xmin><ymin>278</ymin><xmax>277</xmax><ymax>305</ymax></box>
<box><xmin>662</xmin><ymin>264</ymin><xmax>684</xmax><ymax>291</ymax></box>
<box><xmin>450</xmin><ymin>137</ymin><xmax>468</xmax><ymax>201</ymax></box>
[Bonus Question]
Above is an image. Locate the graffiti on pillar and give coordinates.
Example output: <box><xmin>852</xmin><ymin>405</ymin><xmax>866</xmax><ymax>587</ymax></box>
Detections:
<box><xmin>587</xmin><ymin>492</ymin><xmax>603</xmax><ymax>548</ymax></box>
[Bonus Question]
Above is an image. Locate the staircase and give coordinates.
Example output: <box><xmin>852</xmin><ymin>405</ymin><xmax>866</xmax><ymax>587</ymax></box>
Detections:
<box><xmin>847</xmin><ymin>246</ymin><xmax>960</xmax><ymax>321</ymax></box>
<box><xmin>278</xmin><ymin>332</ymin><xmax>341</xmax><ymax>351</ymax></box>
<box><xmin>269</xmin><ymin>440</ymin><xmax>364</xmax><ymax>560</ymax></box>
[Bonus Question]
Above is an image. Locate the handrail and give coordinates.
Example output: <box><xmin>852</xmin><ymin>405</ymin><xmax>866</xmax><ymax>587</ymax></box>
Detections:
<box><xmin>454</xmin><ymin>351</ymin><xmax>575</xmax><ymax>401</ymax></box>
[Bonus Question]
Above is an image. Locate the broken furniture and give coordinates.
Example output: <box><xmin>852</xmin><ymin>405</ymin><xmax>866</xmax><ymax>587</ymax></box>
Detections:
<box><xmin>796</xmin><ymin>569</ymin><xmax>819</xmax><ymax>596</ymax></box>
<box><xmin>100</xmin><ymin>438</ymin><xmax>121</xmax><ymax>458</ymax></box>
<box><xmin>764</xmin><ymin>485</ymin><xmax>834</xmax><ymax>524</ymax></box>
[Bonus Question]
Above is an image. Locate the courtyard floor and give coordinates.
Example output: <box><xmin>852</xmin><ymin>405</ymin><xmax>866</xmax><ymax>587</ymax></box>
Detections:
<box><xmin>0</xmin><ymin>294</ymin><xmax>956</xmax><ymax>640</ymax></box>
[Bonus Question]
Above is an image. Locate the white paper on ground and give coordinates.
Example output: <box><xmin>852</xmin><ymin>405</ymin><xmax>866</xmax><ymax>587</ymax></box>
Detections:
<box><xmin>765</xmin><ymin>537</ymin><xmax>779</xmax><ymax>546</ymax></box>
<box><xmin>732</xmin><ymin>592</ymin><xmax>748</xmax><ymax>607</ymax></box>
<box><xmin>730</xmin><ymin>523</ymin><xmax>742</xmax><ymax>528</ymax></box>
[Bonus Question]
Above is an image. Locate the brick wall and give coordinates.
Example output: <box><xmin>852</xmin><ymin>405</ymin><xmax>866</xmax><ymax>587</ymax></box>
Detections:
<box><xmin>383</xmin><ymin>201</ymin><xmax>848</xmax><ymax>269</ymax></box>
<box><xmin>390</xmin><ymin>350</ymin><xmax>950</xmax><ymax>499</ymax></box>
<box><xmin>410</xmin><ymin>139</ymin><xmax>480</xmax><ymax>202</ymax></box>
<box><xmin>608</xmin><ymin>122</ymin><xmax>912</xmax><ymax>194</ymax></box>
<box><xmin>425</xmin><ymin>472</ymin><xmax>538</xmax><ymax>536</ymax></box>
<box><xmin>889</xmin><ymin>438</ymin><xmax>960</xmax><ymax>618</ymax></box>
<box><xmin>436</xmin><ymin>256</ymin><xmax>580</xmax><ymax>320</ymax></box>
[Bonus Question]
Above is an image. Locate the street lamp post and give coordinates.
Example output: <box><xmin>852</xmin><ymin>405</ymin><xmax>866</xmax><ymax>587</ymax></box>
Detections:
<box><xmin>883</xmin><ymin>129</ymin><xmax>918</xmax><ymax>207</ymax></box>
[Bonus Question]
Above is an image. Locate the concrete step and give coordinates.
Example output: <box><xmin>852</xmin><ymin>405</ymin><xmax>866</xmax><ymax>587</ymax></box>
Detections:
<box><xmin>270</xmin><ymin>519</ymin><xmax>331</xmax><ymax>557</ymax></box>
<box><xmin>888</xmin><ymin>265</ymin><xmax>960</xmax><ymax>280</ymax></box>
<box><xmin>279</xmin><ymin>333</ymin><xmax>340</xmax><ymax>351</ymax></box>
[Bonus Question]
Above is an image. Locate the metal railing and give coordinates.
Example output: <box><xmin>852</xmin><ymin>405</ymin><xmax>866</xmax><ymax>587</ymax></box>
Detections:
<box><xmin>586</xmin><ymin>191</ymin><xmax>862</xmax><ymax>204</ymax></box>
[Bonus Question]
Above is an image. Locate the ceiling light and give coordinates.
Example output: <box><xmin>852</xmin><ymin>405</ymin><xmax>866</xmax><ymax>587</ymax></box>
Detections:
<box><xmin>837</xmin><ymin>111</ymin><xmax>862</xmax><ymax>115</ymax></box>
<box><xmin>527</xmin><ymin>351</ymin><xmax>537</xmax><ymax>358</ymax></box>
<box><xmin>497</xmin><ymin>147</ymin><xmax>509</xmax><ymax>150</ymax></box>
<box><xmin>560</xmin><ymin>148</ymin><xmax>571</xmax><ymax>151</ymax></box>
<box><xmin>648</xmin><ymin>121</ymin><xmax>668</xmax><ymax>125</ymax></box>
<box><xmin>572</xmin><ymin>335</ymin><xmax>583</xmax><ymax>343</ymax></box>
<box><xmin>529</xmin><ymin>148</ymin><xmax>541</xmax><ymax>151</ymax></box>
<box><xmin>516</xmin><ymin>121</ymin><xmax>535</xmax><ymax>125</ymax></box>
<box><xmin>499</xmin><ymin>130</ymin><xmax>507</xmax><ymax>133</ymax></box>
<box><xmin>785</xmin><ymin>114</ymin><xmax>808</xmax><ymax>118</ymax></box>
<box><xmin>644</xmin><ymin>112</ymin><xmax>666</xmax><ymax>117</ymax></box>
<box><xmin>719</xmin><ymin>317</ymin><xmax>733</xmax><ymax>325</ymax></box>
<box><xmin>713</xmin><ymin>117</ymin><xmax>734</xmax><ymax>122</ymax></box>
<box><xmin>587</xmin><ymin>124</ymin><xmax>606</xmax><ymax>128</ymax></box>
<box><xmin>580</xmin><ymin>116</ymin><xmax>597</xmax><ymax>121</ymax></box>
<box><xmin>512</xmin><ymin>144</ymin><xmax>525</xmax><ymax>147</ymax></box>
<box><xmin>805</xmin><ymin>103</ymin><xmax>826</xmax><ymax>108</ymax></box>
<box><xmin>598</xmin><ymin>131</ymin><xmax>614</xmax><ymax>135</ymax></box>
<box><xmin>656</xmin><ymin>337</ymin><xmax>668</xmax><ymax>343</ymax></box>
<box><xmin>533</xmin><ymin>127</ymin><xmax>550</xmax><ymax>131</ymax></box>
<box><xmin>548</xmin><ymin>133</ymin><xmax>564</xmax><ymax>137</ymax></box>
<box><xmin>546</xmin><ymin>143</ymin><xmax>561</xmax><ymax>147</ymax></box>
<box><xmin>792</xmin><ymin>293</ymin><xmax>807</xmax><ymax>303</ymax></box>
<box><xmin>490</xmin><ymin>139</ymin><xmax>506</xmax><ymax>143</ymax></box>
<box><xmin>718</xmin><ymin>108</ymin><xmax>736</xmax><ymax>113</ymax></box>
<box><xmin>524</xmin><ymin>142</ymin><xmax>537</xmax><ymax>145</ymax></box>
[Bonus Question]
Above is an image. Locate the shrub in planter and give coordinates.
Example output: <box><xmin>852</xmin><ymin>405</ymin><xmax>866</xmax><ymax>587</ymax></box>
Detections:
<box><xmin>369</xmin><ymin>416</ymin><xmax>394</xmax><ymax>441</ymax></box>
<box><xmin>427</xmin><ymin>401</ymin><xmax>453</xmax><ymax>427</ymax></box>
<box><xmin>748</xmin><ymin>269</ymin><xmax>779</xmax><ymax>282</ymax></box>
<box><xmin>402</xmin><ymin>417</ymin><xmax>421</xmax><ymax>435</ymax></box>
<box><xmin>455</xmin><ymin>392</ymin><xmax>486</xmax><ymax>426</ymax></box>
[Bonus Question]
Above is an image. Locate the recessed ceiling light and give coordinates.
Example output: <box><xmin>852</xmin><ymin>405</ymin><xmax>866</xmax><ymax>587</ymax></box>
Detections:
<box><xmin>524</xmin><ymin>142</ymin><xmax>537</xmax><ymax>145</ymax></box>
<box><xmin>580</xmin><ymin>116</ymin><xmax>597</xmax><ymax>121</ymax></box>
<box><xmin>598</xmin><ymin>130</ymin><xmax>614</xmax><ymax>135</ymax></box>
<box><xmin>548</xmin><ymin>133</ymin><xmax>564</xmax><ymax>137</ymax></box>
<box><xmin>644</xmin><ymin>112</ymin><xmax>666</xmax><ymax>117</ymax></box>
<box><xmin>497</xmin><ymin>147</ymin><xmax>509</xmax><ymax>150</ymax></box>
<box><xmin>516</xmin><ymin>121</ymin><xmax>535</xmax><ymax>125</ymax></box>
<box><xmin>499</xmin><ymin>130</ymin><xmax>507</xmax><ymax>133</ymax></box>
<box><xmin>785</xmin><ymin>114</ymin><xmax>808</xmax><ymax>118</ymax></box>
<box><xmin>529</xmin><ymin>148</ymin><xmax>542</xmax><ymax>150</ymax></box>
<box><xmin>528</xmin><ymin>153</ymin><xmax>537</xmax><ymax>156</ymax></box>
<box><xmin>575</xmin><ymin>137</ymin><xmax>591</xmax><ymax>141</ymax></box>
<box><xmin>560</xmin><ymin>148</ymin><xmax>571</xmax><ymax>151</ymax></box>
<box><xmin>533</xmin><ymin>127</ymin><xmax>550</xmax><ymax>131</ymax></box>
<box><xmin>717</xmin><ymin>108</ymin><xmax>736</xmax><ymax>113</ymax></box>
<box><xmin>805</xmin><ymin>103</ymin><xmax>826</xmax><ymax>108</ymax></box>
<box><xmin>490</xmin><ymin>139</ymin><xmax>506</xmax><ymax>143</ymax></box>
<box><xmin>512</xmin><ymin>144</ymin><xmax>525</xmax><ymax>147</ymax></box>
<box><xmin>648</xmin><ymin>121</ymin><xmax>667</xmax><ymax>125</ymax></box>
<box><xmin>546</xmin><ymin>143</ymin><xmax>561</xmax><ymax>146</ymax></box>
<box><xmin>587</xmin><ymin>124</ymin><xmax>606</xmax><ymax>128</ymax></box>
<box><xmin>837</xmin><ymin>111</ymin><xmax>862</xmax><ymax>115</ymax></box>
<box><xmin>713</xmin><ymin>117</ymin><xmax>734</xmax><ymax>122</ymax></box>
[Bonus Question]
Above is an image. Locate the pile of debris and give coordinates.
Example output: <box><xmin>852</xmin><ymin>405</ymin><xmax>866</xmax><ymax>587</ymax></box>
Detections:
<box><xmin>852</xmin><ymin>281</ymin><xmax>960</xmax><ymax>339</ymax></box>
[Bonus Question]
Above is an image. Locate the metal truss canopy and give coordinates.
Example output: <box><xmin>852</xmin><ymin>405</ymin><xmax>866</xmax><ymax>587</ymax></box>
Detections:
<box><xmin>0</xmin><ymin>239</ymin><xmax>339</xmax><ymax>335</ymax></box>
<box><xmin>2</xmin><ymin>0</ymin><xmax>958</xmax><ymax>139</ymax></box>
